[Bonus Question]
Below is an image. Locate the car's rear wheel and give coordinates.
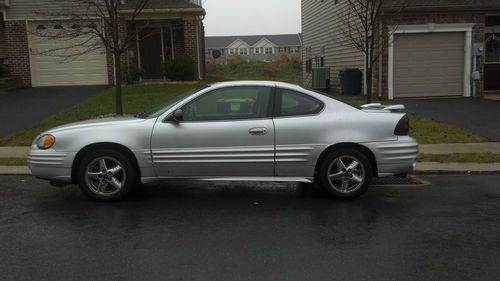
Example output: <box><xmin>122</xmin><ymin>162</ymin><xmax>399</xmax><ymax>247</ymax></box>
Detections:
<box><xmin>77</xmin><ymin>149</ymin><xmax>137</xmax><ymax>201</ymax></box>
<box><xmin>319</xmin><ymin>149</ymin><xmax>372</xmax><ymax>199</ymax></box>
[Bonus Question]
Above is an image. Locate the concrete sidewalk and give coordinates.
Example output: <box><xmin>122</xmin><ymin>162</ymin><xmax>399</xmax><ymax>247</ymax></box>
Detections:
<box><xmin>2</xmin><ymin>143</ymin><xmax>500</xmax><ymax>175</ymax></box>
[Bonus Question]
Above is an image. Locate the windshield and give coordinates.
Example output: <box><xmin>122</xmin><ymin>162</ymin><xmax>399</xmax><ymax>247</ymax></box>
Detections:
<box><xmin>138</xmin><ymin>87</ymin><xmax>206</xmax><ymax>119</ymax></box>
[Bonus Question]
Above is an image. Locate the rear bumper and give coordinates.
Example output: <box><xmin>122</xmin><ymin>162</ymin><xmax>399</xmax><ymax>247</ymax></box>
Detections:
<box><xmin>27</xmin><ymin>146</ymin><xmax>76</xmax><ymax>183</ymax></box>
<box><xmin>364</xmin><ymin>136</ymin><xmax>419</xmax><ymax>177</ymax></box>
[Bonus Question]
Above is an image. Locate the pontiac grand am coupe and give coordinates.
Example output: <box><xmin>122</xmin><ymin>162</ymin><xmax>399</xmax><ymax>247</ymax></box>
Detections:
<box><xmin>28</xmin><ymin>81</ymin><xmax>418</xmax><ymax>201</ymax></box>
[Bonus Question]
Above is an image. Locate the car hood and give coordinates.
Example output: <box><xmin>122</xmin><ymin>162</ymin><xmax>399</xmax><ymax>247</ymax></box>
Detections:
<box><xmin>47</xmin><ymin>116</ymin><xmax>148</xmax><ymax>134</ymax></box>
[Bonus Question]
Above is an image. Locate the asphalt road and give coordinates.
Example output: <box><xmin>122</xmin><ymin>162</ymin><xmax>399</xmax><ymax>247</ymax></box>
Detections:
<box><xmin>1</xmin><ymin>175</ymin><xmax>499</xmax><ymax>280</ymax></box>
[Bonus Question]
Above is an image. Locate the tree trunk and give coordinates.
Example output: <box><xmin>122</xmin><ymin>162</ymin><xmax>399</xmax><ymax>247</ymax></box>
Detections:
<box><xmin>366</xmin><ymin>69</ymin><xmax>373</xmax><ymax>103</ymax></box>
<box><xmin>365</xmin><ymin>63</ymin><xmax>372</xmax><ymax>104</ymax></box>
<box><xmin>114</xmin><ymin>52</ymin><xmax>123</xmax><ymax>115</ymax></box>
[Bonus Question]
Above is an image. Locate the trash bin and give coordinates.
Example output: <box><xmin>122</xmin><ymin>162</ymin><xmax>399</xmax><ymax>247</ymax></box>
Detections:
<box><xmin>339</xmin><ymin>68</ymin><xmax>362</xmax><ymax>96</ymax></box>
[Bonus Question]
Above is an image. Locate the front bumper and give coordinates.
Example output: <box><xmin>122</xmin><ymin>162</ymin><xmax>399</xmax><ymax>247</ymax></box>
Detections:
<box><xmin>364</xmin><ymin>136</ymin><xmax>419</xmax><ymax>177</ymax></box>
<box><xmin>27</xmin><ymin>146</ymin><xmax>76</xmax><ymax>183</ymax></box>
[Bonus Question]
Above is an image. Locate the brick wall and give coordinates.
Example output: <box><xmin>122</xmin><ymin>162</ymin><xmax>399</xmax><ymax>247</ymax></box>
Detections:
<box><xmin>0</xmin><ymin>18</ymin><xmax>7</xmax><ymax>59</ymax></box>
<box><xmin>183</xmin><ymin>18</ymin><xmax>201</xmax><ymax>79</ymax></box>
<box><xmin>375</xmin><ymin>12</ymin><xmax>485</xmax><ymax>98</ymax></box>
<box><xmin>173</xmin><ymin>27</ymin><xmax>185</xmax><ymax>58</ymax></box>
<box><xmin>5</xmin><ymin>20</ymin><xmax>31</xmax><ymax>87</ymax></box>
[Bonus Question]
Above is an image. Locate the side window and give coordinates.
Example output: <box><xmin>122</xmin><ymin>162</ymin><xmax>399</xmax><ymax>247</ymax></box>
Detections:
<box><xmin>181</xmin><ymin>86</ymin><xmax>272</xmax><ymax>121</ymax></box>
<box><xmin>277</xmin><ymin>89</ymin><xmax>324</xmax><ymax>117</ymax></box>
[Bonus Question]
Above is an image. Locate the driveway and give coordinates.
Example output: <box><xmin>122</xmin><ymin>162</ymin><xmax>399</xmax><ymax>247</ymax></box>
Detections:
<box><xmin>395</xmin><ymin>97</ymin><xmax>500</xmax><ymax>141</ymax></box>
<box><xmin>0</xmin><ymin>86</ymin><xmax>108</xmax><ymax>138</ymax></box>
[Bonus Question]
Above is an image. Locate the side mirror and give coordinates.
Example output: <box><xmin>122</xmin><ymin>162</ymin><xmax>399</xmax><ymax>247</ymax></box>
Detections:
<box><xmin>172</xmin><ymin>109</ymin><xmax>183</xmax><ymax>122</ymax></box>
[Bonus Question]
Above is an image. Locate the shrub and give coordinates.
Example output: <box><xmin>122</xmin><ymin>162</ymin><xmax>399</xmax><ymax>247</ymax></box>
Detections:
<box><xmin>273</xmin><ymin>53</ymin><xmax>301</xmax><ymax>64</ymax></box>
<box><xmin>164</xmin><ymin>55</ymin><xmax>196</xmax><ymax>81</ymax></box>
<box><xmin>225</xmin><ymin>54</ymin><xmax>244</xmax><ymax>65</ymax></box>
<box><xmin>122</xmin><ymin>64</ymin><xmax>144</xmax><ymax>84</ymax></box>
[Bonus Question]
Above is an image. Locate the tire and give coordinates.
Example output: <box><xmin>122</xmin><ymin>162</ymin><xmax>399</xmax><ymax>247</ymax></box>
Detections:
<box><xmin>318</xmin><ymin>149</ymin><xmax>372</xmax><ymax>199</ymax></box>
<box><xmin>77</xmin><ymin>149</ymin><xmax>138</xmax><ymax>201</ymax></box>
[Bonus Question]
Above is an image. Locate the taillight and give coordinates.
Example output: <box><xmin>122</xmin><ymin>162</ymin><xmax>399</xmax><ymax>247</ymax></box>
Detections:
<box><xmin>394</xmin><ymin>115</ymin><xmax>410</xmax><ymax>136</ymax></box>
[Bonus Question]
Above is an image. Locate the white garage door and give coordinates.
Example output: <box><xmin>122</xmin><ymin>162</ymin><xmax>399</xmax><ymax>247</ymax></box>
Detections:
<box><xmin>28</xmin><ymin>21</ymin><xmax>109</xmax><ymax>87</ymax></box>
<box><xmin>393</xmin><ymin>32</ymin><xmax>465</xmax><ymax>98</ymax></box>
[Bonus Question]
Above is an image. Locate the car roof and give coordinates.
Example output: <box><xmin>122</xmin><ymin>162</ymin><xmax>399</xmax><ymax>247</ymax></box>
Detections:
<box><xmin>209</xmin><ymin>80</ymin><xmax>304</xmax><ymax>91</ymax></box>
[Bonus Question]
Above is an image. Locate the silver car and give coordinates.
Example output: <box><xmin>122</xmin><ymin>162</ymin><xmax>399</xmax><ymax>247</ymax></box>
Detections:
<box><xmin>28</xmin><ymin>81</ymin><xmax>418</xmax><ymax>201</ymax></box>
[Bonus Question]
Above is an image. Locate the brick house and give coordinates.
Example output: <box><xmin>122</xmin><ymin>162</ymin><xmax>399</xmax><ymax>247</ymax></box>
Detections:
<box><xmin>0</xmin><ymin>0</ymin><xmax>205</xmax><ymax>87</ymax></box>
<box><xmin>302</xmin><ymin>0</ymin><xmax>500</xmax><ymax>99</ymax></box>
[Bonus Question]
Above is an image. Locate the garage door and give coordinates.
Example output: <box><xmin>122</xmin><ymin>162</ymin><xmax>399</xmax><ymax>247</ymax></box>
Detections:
<box><xmin>393</xmin><ymin>32</ymin><xmax>465</xmax><ymax>98</ymax></box>
<box><xmin>28</xmin><ymin>21</ymin><xmax>108</xmax><ymax>87</ymax></box>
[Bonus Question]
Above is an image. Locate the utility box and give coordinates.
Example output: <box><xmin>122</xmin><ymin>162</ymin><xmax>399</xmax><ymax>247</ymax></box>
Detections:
<box><xmin>339</xmin><ymin>68</ymin><xmax>362</xmax><ymax>96</ymax></box>
<box><xmin>312</xmin><ymin>67</ymin><xmax>330</xmax><ymax>90</ymax></box>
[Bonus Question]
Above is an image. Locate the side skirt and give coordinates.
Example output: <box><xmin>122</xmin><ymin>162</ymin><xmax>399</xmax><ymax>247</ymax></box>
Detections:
<box><xmin>141</xmin><ymin>177</ymin><xmax>314</xmax><ymax>184</ymax></box>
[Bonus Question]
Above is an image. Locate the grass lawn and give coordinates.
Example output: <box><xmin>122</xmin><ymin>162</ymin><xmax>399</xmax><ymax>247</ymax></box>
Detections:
<box><xmin>419</xmin><ymin>153</ymin><xmax>500</xmax><ymax>163</ymax></box>
<box><xmin>209</xmin><ymin>61</ymin><xmax>302</xmax><ymax>84</ymax></box>
<box><xmin>0</xmin><ymin>158</ymin><xmax>26</xmax><ymax>166</ymax></box>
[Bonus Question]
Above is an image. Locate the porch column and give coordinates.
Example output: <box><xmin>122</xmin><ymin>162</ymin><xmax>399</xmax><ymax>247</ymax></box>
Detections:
<box><xmin>183</xmin><ymin>18</ymin><xmax>202</xmax><ymax>80</ymax></box>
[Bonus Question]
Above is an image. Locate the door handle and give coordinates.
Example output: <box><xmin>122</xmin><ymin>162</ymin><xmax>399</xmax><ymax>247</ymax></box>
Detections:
<box><xmin>248</xmin><ymin>127</ymin><xmax>267</xmax><ymax>136</ymax></box>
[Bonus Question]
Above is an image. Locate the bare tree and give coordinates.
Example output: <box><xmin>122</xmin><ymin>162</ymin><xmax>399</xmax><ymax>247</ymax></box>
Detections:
<box><xmin>32</xmin><ymin>0</ymin><xmax>149</xmax><ymax>115</ymax></box>
<box><xmin>339</xmin><ymin>0</ymin><xmax>406</xmax><ymax>103</ymax></box>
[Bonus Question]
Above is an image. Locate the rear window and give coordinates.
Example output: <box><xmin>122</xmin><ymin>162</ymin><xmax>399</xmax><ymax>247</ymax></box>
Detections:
<box><xmin>276</xmin><ymin>89</ymin><xmax>324</xmax><ymax>117</ymax></box>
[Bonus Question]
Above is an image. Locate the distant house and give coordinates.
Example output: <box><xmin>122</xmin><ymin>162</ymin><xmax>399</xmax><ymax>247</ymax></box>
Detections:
<box><xmin>206</xmin><ymin>34</ymin><xmax>302</xmax><ymax>62</ymax></box>
<box><xmin>302</xmin><ymin>0</ymin><xmax>500</xmax><ymax>99</ymax></box>
<box><xmin>0</xmin><ymin>0</ymin><xmax>205</xmax><ymax>87</ymax></box>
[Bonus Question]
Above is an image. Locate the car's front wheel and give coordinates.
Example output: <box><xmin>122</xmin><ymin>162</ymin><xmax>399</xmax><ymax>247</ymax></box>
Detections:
<box><xmin>319</xmin><ymin>149</ymin><xmax>372</xmax><ymax>199</ymax></box>
<box><xmin>77</xmin><ymin>149</ymin><xmax>137</xmax><ymax>201</ymax></box>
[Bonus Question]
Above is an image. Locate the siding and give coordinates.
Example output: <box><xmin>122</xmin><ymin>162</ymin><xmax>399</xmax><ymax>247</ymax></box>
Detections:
<box><xmin>5</xmin><ymin>0</ymin><xmax>86</xmax><ymax>20</ymax></box>
<box><xmin>301</xmin><ymin>0</ymin><xmax>364</xmax><ymax>89</ymax></box>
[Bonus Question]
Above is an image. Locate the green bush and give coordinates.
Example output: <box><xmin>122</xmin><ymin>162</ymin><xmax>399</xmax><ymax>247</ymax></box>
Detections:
<box><xmin>122</xmin><ymin>64</ymin><xmax>144</xmax><ymax>85</ymax></box>
<box><xmin>164</xmin><ymin>55</ymin><xmax>196</xmax><ymax>81</ymax></box>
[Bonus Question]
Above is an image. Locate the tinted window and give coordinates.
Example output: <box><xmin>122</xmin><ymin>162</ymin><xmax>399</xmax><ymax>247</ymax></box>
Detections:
<box><xmin>277</xmin><ymin>89</ymin><xmax>324</xmax><ymax>117</ymax></box>
<box><xmin>181</xmin><ymin>86</ymin><xmax>272</xmax><ymax>121</ymax></box>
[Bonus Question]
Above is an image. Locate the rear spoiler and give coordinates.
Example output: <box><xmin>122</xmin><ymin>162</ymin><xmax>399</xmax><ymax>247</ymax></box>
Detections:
<box><xmin>360</xmin><ymin>103</ymin><xmax>405</xmax><ymax>112</ymax></box>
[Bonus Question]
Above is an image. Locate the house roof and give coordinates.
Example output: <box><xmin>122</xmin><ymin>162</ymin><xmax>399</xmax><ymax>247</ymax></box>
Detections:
<box><xmin>385</xmin><ymin>0</ymin><xmax>500</xmax><ymax>11</ymax></box>
<box><xmin>205</xmin><ymin>34</ymin><xmax>302</xmax><ymax>49</ymax></box>
<box><xmin>121</xmin><ymin>0</ymin><xmax>204</xmax><ymax>11</ymax></box>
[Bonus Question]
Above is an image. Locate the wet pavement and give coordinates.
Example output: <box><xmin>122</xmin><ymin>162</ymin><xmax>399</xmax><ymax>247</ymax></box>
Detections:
<box><xmin>0</xmin><ymin>174</ymin><xmax>499</xmax><ymax>280</ymax></box>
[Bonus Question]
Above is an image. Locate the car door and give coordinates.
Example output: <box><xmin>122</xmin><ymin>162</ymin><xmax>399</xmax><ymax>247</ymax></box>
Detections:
<box><xmin>151</xmin><ymin>86</ymin><xmax>275</xmax><ymax>178</ymax></box>
<box><xmin>272</xmin><ymin>88</ymin><xmax>326</xmax><ymax>178</ymax></box>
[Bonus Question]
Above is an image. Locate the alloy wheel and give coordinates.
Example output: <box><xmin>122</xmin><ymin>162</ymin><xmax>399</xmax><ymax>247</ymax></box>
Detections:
<box><xmin>327</xmin><ymin>155</ymin><xmax>365</xmax><ymax>193</ymax></box>
<box><xmin>85</xmin><ymin>156</ymin><xmax>127</xmax><ymax>196</ymax></box>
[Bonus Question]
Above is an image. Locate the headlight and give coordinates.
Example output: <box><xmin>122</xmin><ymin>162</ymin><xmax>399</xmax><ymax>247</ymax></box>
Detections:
<box><xmin>36</xmin><ymin>134</ymin><xmax>56</xmax><ymax>149</ymax></box>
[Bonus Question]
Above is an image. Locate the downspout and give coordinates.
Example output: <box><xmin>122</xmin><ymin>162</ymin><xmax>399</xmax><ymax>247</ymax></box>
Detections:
<box><xmin>110</xmin><ymin>17</ymin><xmax>116</xmax><ymax>86</ymax></box>
<box><xmin>378</xmin><ymin>13</ymin><xmax>384</xmax><ymax>98</ymax></box>
<box><xmin>472</xmin><ymin>55</ymin><xmax>476</xmax><ymax>97</ymax></box>
<box><xmin>113</xmin><ymin>54</ymin><xmax>116</xmax><ymax>85</ymax></box>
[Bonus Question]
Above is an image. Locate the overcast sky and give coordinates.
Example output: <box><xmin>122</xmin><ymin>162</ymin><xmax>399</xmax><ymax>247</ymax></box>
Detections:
<box><xmin>202</xmin><ymin>0</ymin><xmax>302</xmax><ymax>36</ymax></box>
